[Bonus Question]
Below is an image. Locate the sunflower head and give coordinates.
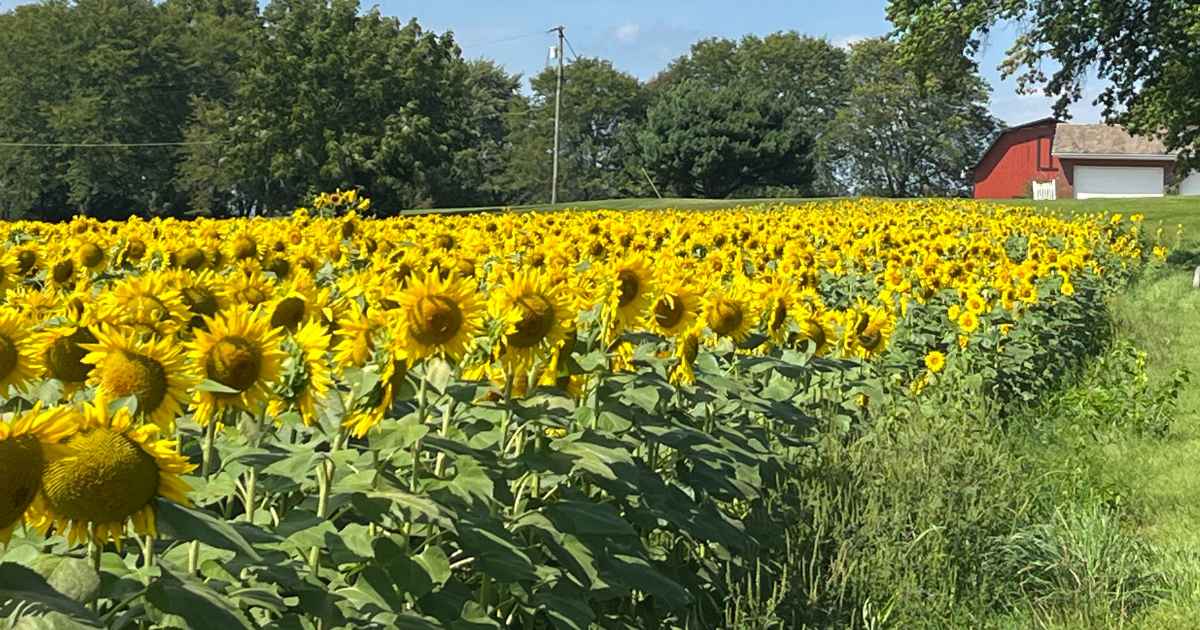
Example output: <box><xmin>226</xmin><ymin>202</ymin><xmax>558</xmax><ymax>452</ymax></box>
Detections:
<box><xmin>0</xmin><ymin>405</ymin><xmax>78</xmax><ymax>544</ymax></box>
<box><xmin>33</xmin><ymin>403</ymin><xmax>193</xmax><ymax>546</ymax></box>
<box><xmin>395</xmin><ymin>271</ymin><xmax>483</xmax><ymax>364</ymax></box>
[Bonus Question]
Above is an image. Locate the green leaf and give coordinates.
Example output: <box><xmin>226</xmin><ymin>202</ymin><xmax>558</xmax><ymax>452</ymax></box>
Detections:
<box><xmin>144</xmin><ymin>567</ymin><xmax>252</xmax><ymax>630</ymax></box>
<box><xmin>535</xmin><ymin>585</ymin><xmax>596</xmax><ymax>630</ymax></box>
<box><xmin>544</xmin><ymin>501</ymin><xmax>636</xmax><ymax>538</ymax></box>
<box><xmin>555</xmin><ymin>436</ymin><xmax>635</xmax><ymax>482</ymax></box>
<box><xmin>416</xmin><ymin>545</ymin><xmax>452</xmax><ymax>587</ymax></box>
<box><xmin>155</xmin><ymin>499</ymin><xmax>265</xmax><ymax>561</ymax></box>
<box><xmin>197</xmin><ymin>379</ymin><xmax>242</xmax><ymax>395</ymax></box>
<box><xmin>601</xmin><ymin>554</ymin><xmax>691</xmax><ymax>610</ymax></box>
<box><xmin>0</xmin><ymin>562</ymin><xmax>101</xmax><ymax>626</ymax></box>
<box><xmin>374</xmin><ymin>538</ymin><xmax>434</xmax><ymax>599</ymax></box>
<box><xmin>459</xmin><ymin>521</ymin><xmax>537</xmax><ymax>583</ymax></box>
<box><xmin>29</xmin><ymin>556</ymin><xmax>100</xmax><ymax>603</ymax></box>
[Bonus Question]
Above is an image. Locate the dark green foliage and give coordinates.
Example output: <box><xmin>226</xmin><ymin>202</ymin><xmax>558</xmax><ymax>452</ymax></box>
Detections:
<box><xmin>887</xmin><ymin>1</ymin><xmax>1200</xmax><ymax>174</ymax></box>
<box><xmin>820</xmin><ymin>38</ymin><xmax>1001</xmax><ymax>198</ymax></box>
<box><xmin>502</xmin><ymin>58</ymin><xmax>647</xmax><ymax>204</ymax></box>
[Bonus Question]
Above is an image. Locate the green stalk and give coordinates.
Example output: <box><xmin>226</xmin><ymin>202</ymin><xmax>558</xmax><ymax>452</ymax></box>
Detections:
<box><xmin>188</xmin><ymin>418</ymin><xmax>220</xmax><ymax>575</ymax></box>
<box><xmin>434</xmin><ymin>400</ymin><xmax>458</xmax><ymax>478</ymax></box>
<box><xmin>308</xmin><ymin>456</ymin><xmax>333</xmax><ymax>574</ymax></box>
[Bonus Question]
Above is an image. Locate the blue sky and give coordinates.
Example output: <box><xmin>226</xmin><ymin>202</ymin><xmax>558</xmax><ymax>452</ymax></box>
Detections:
<box><xmin>385</xmin><ymin>0</ymin><xmax>1106</xmax><ymax>126</ymax></box>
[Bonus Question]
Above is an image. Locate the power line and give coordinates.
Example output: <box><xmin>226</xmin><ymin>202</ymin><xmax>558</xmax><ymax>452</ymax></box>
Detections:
<box><xmin>0</xmin><ymin>141</ymin><xmax>222</xmax><ymax>148</ymax></box>
<box><xmin>456</xmin><ymin>30</ymin><xmax>546</xmax><ymax>50</ymax></box>
<box><xmin>563</xmin><ymin>35</ymin><xmax>582</xmax><ymax>62</ymax></box>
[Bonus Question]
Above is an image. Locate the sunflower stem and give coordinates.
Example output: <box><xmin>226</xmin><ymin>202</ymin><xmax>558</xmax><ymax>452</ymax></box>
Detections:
<box><xmin>499</xmin><ymin>364</ymin><xmax>515</xmax><ymax>457</ymax></box>
<box><xmin>433</xmin><ymin>399</ymin><xmax>457</xmax><ymax>478</ymax></box>
<box><xmin>189</xmin><ymin>417</ymin><xmax>220</xmax><ymax>575</ymax></box>
<box><xmin>308</xmin><ymin>456</ymin><xmax>332</xmax><ymax>575</ymax></box>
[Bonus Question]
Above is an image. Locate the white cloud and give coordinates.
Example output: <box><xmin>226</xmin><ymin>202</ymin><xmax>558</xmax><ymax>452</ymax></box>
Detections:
<box><xmin>832</xmin><ymin>34</ymin><xmax>867</xmax><ymax>49</ymax></box>
<box><xmin>614</xmin><ymin>23</ymin><xmax>641</xmax><ymax>43</ymax></box>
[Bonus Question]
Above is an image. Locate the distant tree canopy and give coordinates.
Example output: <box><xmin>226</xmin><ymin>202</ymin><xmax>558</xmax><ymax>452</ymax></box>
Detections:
<box><xmin>820</xmin><ymin>38</ymin><xmax>999</xmax><ymax>197</ymax></box>
<box><xmin>0</xmin><ymin>2</ymin><xmax>1004</xmax><ymax>219</ymax></box>
<box><xmin>887</xmin><ymin>1</ymin><xmax>1200</xmax><ymax>172</ymax></box>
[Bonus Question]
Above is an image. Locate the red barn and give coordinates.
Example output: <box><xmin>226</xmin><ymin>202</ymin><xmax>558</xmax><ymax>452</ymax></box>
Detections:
<box><xmin>971</xmin><ymin>118</ymin><xmax>1200</xmax><ymax>199</ymax></box>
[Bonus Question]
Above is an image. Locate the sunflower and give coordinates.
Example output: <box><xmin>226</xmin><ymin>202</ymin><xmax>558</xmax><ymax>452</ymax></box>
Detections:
<box><xmin>703</xmin><ymin>283</ymin><xmax>756</xmax><ymax>344</ymax></box>
<box><xmin>99</xmin><ymin>274</ymin><xmax>189</xmax><ymax>339</ymax></box>
<box><xmin>188</xmin><ymin>305</ymin><xmax>286</xmax><ymax>426</ymax></box>
<box><xmin>81</xmin><ymin>326</ymin><xmax>194</xmax><ymax>430</ymax></box>
<box><xmin>604</xmin><ymin>256</ymin><xmax>654</xmax><ymax>342</ymax></box>
<box><xmin>222</xmin><ymin>262</ymin><xmax>275</xmax><ymax>309</ymax></box>
<box><xmin>393</xmin><ymin>270</ymin><xmax>484</xmax><ymax>365</ymax></box>
<box><xmin>646</xmin><ymin>276</ymin><xmax>700</xmax><ymax>339</ymax></box>
<box><xmin>0</xmin><ymin>405</ymin><xmax>77</xmax><ymax>545</ymax></box>
<box><xmin>171</xmin><ymin>269</ymin><xmax>226</xmax><ymax>330</ymax></box>
<box><xmin>271</xmin><ymin>320</ymin><xmax>332</xmax><ymax>427</ymax></box>
<box><xmin>840</xmin><ymin>300</ymin><xmax>896</xmax><ymax>359</ymax></box>
<box><xmin>0</xmin><ymin>307</ymin><xmax>36</xmax><ymax>394</ymax></box>
<box><xmin>792</xmin><ymin>307</ymin><xmax>836</xmax><ymax>357</ymax></box>
<box><xmin>344</xmin><ymin>352</ymin><xmax>408</xmax><ymax>438</ymax></box>
<box><xmin>924</xmin><ymin>350</ymin><xmax>947</xmax><ymax>374</ymax></box>
<box><xmin>31</xmin><ymin>324</ymin><xmax>98</xmax><ymax>394</ymax></box>
<box><xmin>332</xmin><ymin>305</ymin><xmax>384</xmax><ymax>371</ymax></box>
<box><xmin>29</xmin><ymin>402</ymin><xmax>193</xmax><ymax>547</ymax></box>
<box><xmin>489</xmin><ymin>270</ymin><xmax>569</xmax><ymax>374</ymax></box>
<box><xmin>669</xmin><ymin>331</ymin><xmax>700</xmax><ymax>386</ymax></box>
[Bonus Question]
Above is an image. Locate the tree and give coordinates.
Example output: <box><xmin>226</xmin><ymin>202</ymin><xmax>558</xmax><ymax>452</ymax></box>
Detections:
<box><xmin>651</xmin><ymin>33</ymin><xmax>849</xmax><ymax>195</ymax></box>
<box><xmin>503</xmin><ymin>58</ymin><xmax>647</xmax><ymax>204</ymax></box>
<box><xmin>819</xmin><ymin>38</ymin><xmax>999</xmax><ymax>197</ymax></box>
<box><xmin>0</xmin><ymin>0</ymin><xmax>192</xmax><ymax>219</ymax></box>
<box><xmin>439</xmin><ymin>60</ymin><xmax>525</xmax><ymax>208</ymax></box>
<box><xmin>183</xmin><ymin>0</ymin><xmax>475</xmax><ymax>214</ymax></box>
<box><xmin>887</xmin><ymin>1</ymin><xmax>1200</xmax><ymax>171</ymax></box>
<box><xmin>636</xmin><ymin>79</ymin><xmax>814</xmax><ymax>198</ymax></box>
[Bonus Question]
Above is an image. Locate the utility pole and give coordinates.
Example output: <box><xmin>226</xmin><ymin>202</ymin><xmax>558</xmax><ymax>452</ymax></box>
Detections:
<box><xmin>549</xmin><ymin>25</ymin><xmax>565</xmax><ymax>204</ymax></box>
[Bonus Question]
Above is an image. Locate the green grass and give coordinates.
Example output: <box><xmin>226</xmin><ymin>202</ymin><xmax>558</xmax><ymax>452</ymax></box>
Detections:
<box><xmin>1103</xmin><ymin>272</ymin><xmax>1200</xmax><ymax>627</ymax></box>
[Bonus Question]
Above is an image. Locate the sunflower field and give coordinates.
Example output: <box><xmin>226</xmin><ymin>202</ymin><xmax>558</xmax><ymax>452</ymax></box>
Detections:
<box><xmin>0</xmin><ymin>199</ymin><xmax>1163</xmax><ymax>628</ymax></box>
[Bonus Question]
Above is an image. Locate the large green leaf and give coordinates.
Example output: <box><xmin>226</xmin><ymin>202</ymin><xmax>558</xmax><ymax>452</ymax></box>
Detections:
<box><xmin>156</xmin><ymin>499</ymin><xmax>265</xmax><ymax>561</ymax></box>
<box><xmin>600</xmin><ymin>554</ymin><xmax>691</xmax><ymax>611</ymax></box>
<box><xmin>28</xmin><ymin>556</ymin><xmax>100</xmax><ymax>603</ymax></box>
<box><xmin>145</xmin><ymin>567</ymin><xmax>252</xmax><ymax>630</ymax></box>
<box><xmin>0</xmin><ymin>562</ymin><xmax>101</xmax><ymax>627</ymax></box>
<box><xmin>544</xmin><ymin>501</ymin><xmax>636</xmax><ymax>538</ymax></box>
<box><xmin>459</xmin><ymin>521</ymin><xmax>537</xmax><ymax>583</ymax></box>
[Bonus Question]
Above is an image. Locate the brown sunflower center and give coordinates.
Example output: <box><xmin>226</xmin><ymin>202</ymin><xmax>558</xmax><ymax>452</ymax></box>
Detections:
<box><xmin>125</xmin><ymin>239</ymin><xmax>146</xmax><ymax>261</ymax></box>
<box><xmin>410</xmin><ymin>295</ymin><xmax>464</xmax><ymax>347</ymax></box>
<box><xmin>182</xmin><ymin>287</ymin><xmax>219</xmax><ymax>318</ymax></box>
<box><xmin>0</xmin><ymin>435</ymin><xmax>44</xmax><ymax>530</ymax></box>
<box><xmin>270</xmin><ymin>296</ymin><xmax>306</xmax><ymax>332</ymax></box>
<box><xmin>233</xmin><ymin>236</ymin><xmax>257</xmax><ymax>260</ymax></box>
<box><xmin>41</xmin><ymin>428</ymin><xmax>159</xmax><ymax>525</ymax></box>
<box><xmin>52</xmin><ymin>260</ymin><xmax>74</xmax><ymax>284</ymax></box>
<box><xmin>769</xmin><ymin>299</ymin><xmax>788</xmax><ymax>332</ymax></box>
<box><xmin>101</xmin><ymin>351</ymin><xmax>168</xmax><ymax>413</ymax></box>
<box><xmin>708</xmin><ymin>299</ymin><xmax>744</xmax><ymax>336</ymax></box>
<box><xmin>45</xmin><ymin>327</ymin><xmax>97</xmax><ymax>383</ymax></box>
<box><xmin>653</xmin><ymin>295</ymin><xmax>685</xmax><ymax>330</ymax></box>
<box><xmin>680</xmin><ymin>334</ymin><xmax>699</xmax><ymax>364</ymax></box>
<box><xmin>616</xmin><ymin>270</ymin><xmax>640</xmax><ymax>307</ymax></box>
<box><xmin>128</xmin><ymin>295</ymin><xmax>168</xmax><ymax>326</ymax></box>
<box><xmin>507</xmin><ymin>294</ymin><xmax>555</xmax><ymax>348</ymax></box>
<box><xmin>205</xmin><ymin>336</ymin><xmax>262</xmax><ymax>393</ymax></box>
<box><xmin>79</xmin><ymin>243</ymin><xmax>104</xmax><ymax>268</ymax></box>
<box><xmin>177</xmin><ymin>247</ymin><xmax>205</xmax><ymax>270</ymax></box>
<box><xmin>239</xmin><ymin>287</ymin><xmax>268</xmax><ymax>306</ymax></box>
<box><xmin>16</xmin><ymin>250</ymin><xmax>37</xmax><ymax>275</ymax></box>
<box><xmin>0</xmin><ymin>333</ymin><xmax>18</xmax><ymax>381</ymax></box>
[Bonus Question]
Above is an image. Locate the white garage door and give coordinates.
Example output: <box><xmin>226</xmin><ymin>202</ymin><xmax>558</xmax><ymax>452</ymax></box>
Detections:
<box><xmin>1181</xmin><ymin>171</ymin><xmax>1200</xmax><ymax>196</ymax></box>
<box><xmin>1074</xmin><ymin>165</ymin><xmax>1164</xmax><ymax>199</ymax></box>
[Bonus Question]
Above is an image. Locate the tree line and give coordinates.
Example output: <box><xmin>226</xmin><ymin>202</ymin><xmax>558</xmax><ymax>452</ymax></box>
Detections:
<box><xmin>0</xmin><ymin>0</ymin><xmax>1001</xmax><ymax>219</ymax></box>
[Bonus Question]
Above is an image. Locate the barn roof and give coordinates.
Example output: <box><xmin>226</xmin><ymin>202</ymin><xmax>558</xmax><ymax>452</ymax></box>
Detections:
<box><xmin>1052</xmin><ymin>123</ymin><xmax>1176</xmax><ymax>157</ymax></box>
<box><xmin>970</xmin><ymin>117</ymin><xmax>1059</xmax><ymax>173</ymax></box>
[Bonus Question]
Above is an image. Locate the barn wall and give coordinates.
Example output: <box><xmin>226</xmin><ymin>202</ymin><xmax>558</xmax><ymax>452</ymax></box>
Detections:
<box><xmin>973</xmin><ymin>122</ymin><xmax>1062</xmax><ymax>198</ymax></box>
